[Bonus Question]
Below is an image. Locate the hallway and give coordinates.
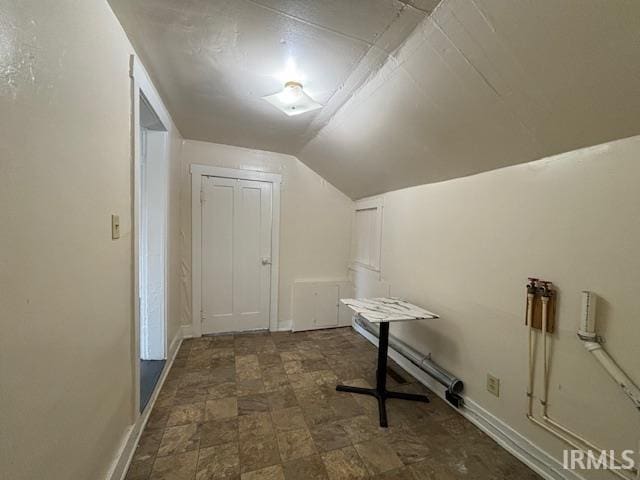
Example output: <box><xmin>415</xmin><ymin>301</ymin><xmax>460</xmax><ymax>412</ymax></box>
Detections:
<box><xmin>3</xmin><ymin>2</ymin><xmax>640</xmax><ymax>479</ymax></box>
<box><xmin>126</xmin><ymin>328</ymin><xmax>539</xmax><ymax>479</ymax></box>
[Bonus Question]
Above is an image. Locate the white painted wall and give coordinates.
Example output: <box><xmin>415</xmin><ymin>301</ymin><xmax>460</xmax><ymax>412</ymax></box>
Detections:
<box><xmin>0</xmin><ymin>2</ymin><xmax>183</xmax><ymax>479</ymax></box>
<box><xmin>167</xmin><ymin>126</ymin><xmax>183</xmax><ymax>344</ymax></box>
<box><xmin>179</xmin><ymin>140</ymin><xmax>353</xmax><ymax>331</ymax></box>
<box><xmin>351</xmin><ymin>135</ymin><xmax>640</xmax><ymax>479</ymax></box>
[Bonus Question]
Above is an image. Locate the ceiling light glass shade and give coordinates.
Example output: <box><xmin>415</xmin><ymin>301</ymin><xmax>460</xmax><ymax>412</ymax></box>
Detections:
<box><xmin>262</xmin><ymin>81</ymin><xmax>321</xmax><ymax>116</ymax></box>
<box><xmin>280</xmin><ymin>81</ymin><xmax>304</xmax><ymax>104</ymax></box>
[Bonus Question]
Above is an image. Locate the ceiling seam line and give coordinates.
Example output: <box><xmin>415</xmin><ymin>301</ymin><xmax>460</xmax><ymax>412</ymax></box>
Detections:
<box><xmin>244</xmin><ymin>0</ymin><xmax>375</xmax><ymax>47</ymax></box>
<box><xmin>310</xmin><ymin>5</ymin><xmax>405</xmax><ymax>116</ymax></box>
<box><xmin>295</xmin><ymin>50</ymin><xmax>409</xmax><ymax>155</ymax></box>
<box><xmin>395</xmin><ymin>0</ymin><xmax>431</xmax><ymax>14</ymax></box>
<box><xmin>429</xmin><ymin>14</ymin><xmax>542</xmax><ymax>152</ymax></box>
<box><xmin>294</xmin><ymin>5</ymin><xmax>428</xmax><ymax>154</ymax></box>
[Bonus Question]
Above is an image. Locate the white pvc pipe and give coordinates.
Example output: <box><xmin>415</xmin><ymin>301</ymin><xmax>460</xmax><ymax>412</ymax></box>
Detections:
<box><xmin>578</xmin><ymin>291</ymin><xmax>640</xmax><ymax>411</ymax></box>
<box><xmin>541</xmin><ymin>295</ymin><xmax>550</xmax><ymax>416</ymax></box>
<box><xmin>530</xmin><ymin>413</ymin><xmax>637</xmax><ymax>479</ymax></box>
<box><xmin>578</xmin><ymin>290</ymin><xmax>598</xmax><ymax>340</ymax></box>
<box><xmin>583</xmin><ymin>341</ymin><xmax>640</xmax><ymax>411</ymax></box>
<box><xmin>526</xmin><ymin>285</ymin><xmax>637</xmax><ymax>479</ymax></box>
<box><xmin>527</xmin><ymin>292</ymin><xmax>535</xmax><ymax>416</ymax></box>
<box><xmin>540</xmin><ymin>414</ymin><xmax>636</xmax><ymax>480</ymax></box>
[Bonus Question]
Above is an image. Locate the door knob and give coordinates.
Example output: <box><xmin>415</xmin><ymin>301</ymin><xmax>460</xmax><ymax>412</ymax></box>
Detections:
<box><xmin>261</xmin><ymin>257</ymin><xmax>272</xmax><ymax>265</ymax></box>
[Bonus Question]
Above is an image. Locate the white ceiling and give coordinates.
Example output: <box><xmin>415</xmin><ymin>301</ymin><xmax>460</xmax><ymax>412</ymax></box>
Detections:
<box><xmin>299</xmin><ymin>0</ymin><xmax>640</xmax><ymax>198</ymax></box>
<box><xmin>109</xmin><ymin>0</ymin><xmax>433</xmax><ymax>153</ymax></box>
<box><xmin>111</xmin><ymin>0</ymin><xmax>640</xmax><ymax>199</ymax></box>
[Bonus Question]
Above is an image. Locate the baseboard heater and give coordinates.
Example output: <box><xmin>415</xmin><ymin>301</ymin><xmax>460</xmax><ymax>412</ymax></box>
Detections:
<box><xmin>354</xmin><ymin>316</ymin><xmax>464</xmax><ymax>407</ymax></box>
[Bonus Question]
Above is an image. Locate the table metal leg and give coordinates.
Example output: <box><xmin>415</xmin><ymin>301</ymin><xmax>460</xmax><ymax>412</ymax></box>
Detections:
<box><xmin>336</xmin><ymin>322</ymin><xmax>429</xmax><ymax>427</ymax></box>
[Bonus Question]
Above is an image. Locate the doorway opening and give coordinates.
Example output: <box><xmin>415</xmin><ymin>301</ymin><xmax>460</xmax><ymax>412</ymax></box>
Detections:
<box><xmin>138</xmin><ymin>95</ymin><xmax>168</xmax><ymax>411</ymax></box>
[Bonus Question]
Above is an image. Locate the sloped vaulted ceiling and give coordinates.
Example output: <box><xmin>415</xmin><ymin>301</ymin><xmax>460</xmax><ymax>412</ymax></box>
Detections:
<box><xmin>108</xmin><ymin>0</ymin><xmax>433</xmax><ymax>153</ymax></box>
<box><xmin>300</xmin><ymin>0</ymin><xmax>640</xmax><ymax>198</ymax></box>
<box><xmin>110</xmin><ymin>0</ymin><xmax>640</xmax><ymax>199</ymax></box>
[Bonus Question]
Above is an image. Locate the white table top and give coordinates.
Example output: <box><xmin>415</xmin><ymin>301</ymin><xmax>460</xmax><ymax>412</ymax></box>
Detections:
<box><xmin>340</xmin><ymin>297</ymin><xmax>439</xmax><ymax>323</ymax></box>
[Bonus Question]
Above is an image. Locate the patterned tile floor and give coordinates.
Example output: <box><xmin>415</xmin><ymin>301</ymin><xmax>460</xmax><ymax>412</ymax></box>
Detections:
<box><xmin>125</xmin><ymin>327</ymin><xmax>541</xmax><ymax>480</ymax></box>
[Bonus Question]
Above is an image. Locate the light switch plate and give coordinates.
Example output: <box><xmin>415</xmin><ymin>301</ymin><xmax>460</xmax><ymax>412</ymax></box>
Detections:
<box><xmin>487</xmin><ymin>373</ymin><xmax>500</xmax><ymax>397</ymax></box>
<box><xmin>111</xmin><ymin>214</ymin><xmax>120</xmax><ymax>239</ymax></box>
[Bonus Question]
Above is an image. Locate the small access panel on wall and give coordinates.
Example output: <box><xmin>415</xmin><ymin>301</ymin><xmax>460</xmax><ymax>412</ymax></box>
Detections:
<box><xmin>292</xmin><ymin>281</ymin><xmax>353</xmax><ymax>331</ymax></box>
<box><xmin>351</xmin><ymin>196</ymin><xmax>383</xmax><ymax>272</ymax></box>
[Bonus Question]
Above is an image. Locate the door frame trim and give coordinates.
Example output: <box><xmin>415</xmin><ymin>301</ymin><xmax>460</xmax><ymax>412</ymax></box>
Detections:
<box><xmin>130</xmin><ymin>55</ymin><xmax>174</xmax><ymax>419</ymax></box>
<box><xmin>191</xmin><ymin>164</ymin><xmax>282</xmax><ymax>336</ymax></box>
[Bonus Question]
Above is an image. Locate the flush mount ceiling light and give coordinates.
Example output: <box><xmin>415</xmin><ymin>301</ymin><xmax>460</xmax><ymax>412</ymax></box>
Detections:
<box><xmin>262</xmin><ymin>81</ymin><xmax>322</xmax><ymax>116</ymax></box>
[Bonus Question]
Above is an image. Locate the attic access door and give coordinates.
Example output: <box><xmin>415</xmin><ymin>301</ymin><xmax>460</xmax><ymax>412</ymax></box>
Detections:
<box><xmin>201</xmin><ymin>176</ymin><xmax>273</xmax><ymax>334</ymax></box>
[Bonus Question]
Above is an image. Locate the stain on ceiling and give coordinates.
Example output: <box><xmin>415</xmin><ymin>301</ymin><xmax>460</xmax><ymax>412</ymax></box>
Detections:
<box><xmin>110</xmin><ymin>0</ymin><xmax>640</xmax><ymax>199</ymax></box>
<box><xmin>108</xmin><ymin>0</ymin><xmax>434</xmax><ymax>154</ymax></box>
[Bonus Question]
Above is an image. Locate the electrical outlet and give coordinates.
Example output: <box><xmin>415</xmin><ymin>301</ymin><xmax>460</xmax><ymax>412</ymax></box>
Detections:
<box><xmin>487</xmin><ymin>374</ymin><xmax>500</xmax><ymax>397</ymax></box>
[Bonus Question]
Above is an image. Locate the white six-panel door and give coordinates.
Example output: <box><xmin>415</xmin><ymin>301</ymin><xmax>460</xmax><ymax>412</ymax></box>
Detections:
<box><xmin>201</xmin><ymin>176</ymin><xmax>272</xmax><ymax>334</ymax></box>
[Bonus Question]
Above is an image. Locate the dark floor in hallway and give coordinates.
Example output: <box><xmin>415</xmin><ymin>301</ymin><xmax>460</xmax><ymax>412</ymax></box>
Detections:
<box><xmin>125</xmin><ymin>327</ymin><xmax>541</xmax><ymax>479</ymax></box>
<box><xmin>141</xmin><ymin>360</ymin><xmax>166</xmax><ymax>412</ymax></box>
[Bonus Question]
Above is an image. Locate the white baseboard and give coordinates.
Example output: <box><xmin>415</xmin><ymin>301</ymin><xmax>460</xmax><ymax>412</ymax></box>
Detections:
<box><xmin>275</xmin><ymin>319</ymin><xmax>292</xmax><ymax>332</ymax></box>
<box><xmin>353</xmin><ymin>323</ymin><xmax>581</xmax><ymax>480</ymax></box>
<box><xmin>181</xmin><ymin>324</ymin><xmax>195</xmax><ymax>339</ymax></box>
<box><xmin>105</xmin><ymin>327</ymin><xmax>184</xmax><ymax>480</ymax></box>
